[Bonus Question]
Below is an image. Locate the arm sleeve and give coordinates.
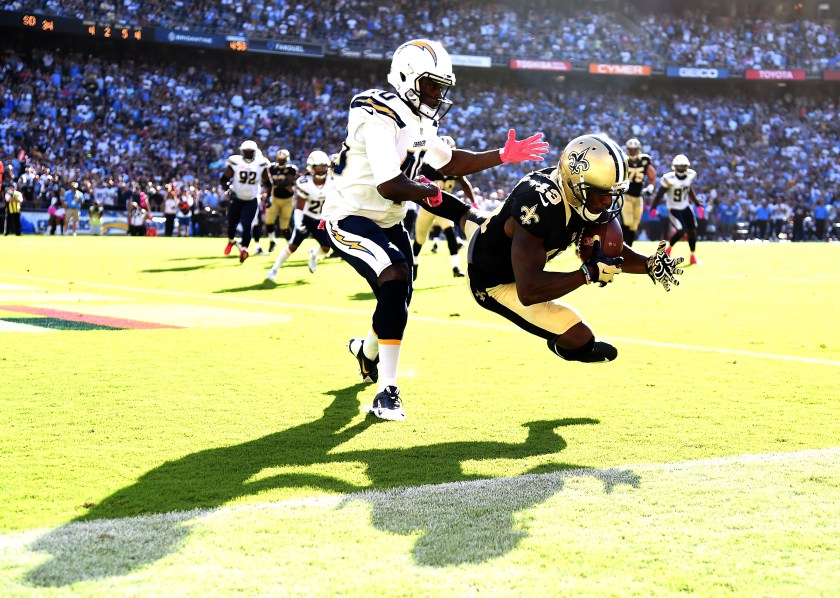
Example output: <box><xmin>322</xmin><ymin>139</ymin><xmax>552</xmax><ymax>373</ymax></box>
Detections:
<box><xmin>422</xmin><ymin>136</ymin><xmax>453</xmax><ymax>171</ymax></box>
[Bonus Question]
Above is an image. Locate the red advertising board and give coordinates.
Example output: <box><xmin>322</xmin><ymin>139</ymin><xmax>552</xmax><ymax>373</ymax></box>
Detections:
<box><xmin>509</xmin><ymin>59</ymin><xmax>572</xmax><ymax>71</ymax></box>
<box><xmin>744</xmin><ymin>69</ymin><xmax>806</xmax><ymax>80</ymax></box>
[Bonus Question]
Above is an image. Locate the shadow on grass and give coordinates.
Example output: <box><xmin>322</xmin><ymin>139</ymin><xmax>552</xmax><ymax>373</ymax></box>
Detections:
<box><xmin>25</xmin><ymin>384</ymin><xmax>639</xmax><ymax>586</ymax></box>
<box><xmin>214</xmin><ymin>279</ymin><xmax>308</xmax><ymax>293</ymax></box>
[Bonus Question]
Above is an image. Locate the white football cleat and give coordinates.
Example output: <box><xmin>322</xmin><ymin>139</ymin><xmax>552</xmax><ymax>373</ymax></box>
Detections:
<box><xmin>266</xmin><ymin>269</ymin><xmax>277</xmax><ymax>282</ymax></box>
<box><xmin>365</xmin><ymin>386</ymin><xmax>406</xmax><ymax>421</ymax></box>
<box><xmin>308</xmin><ymin>248</ymin><xmax>318</xmax><ymax>273</ymax></box>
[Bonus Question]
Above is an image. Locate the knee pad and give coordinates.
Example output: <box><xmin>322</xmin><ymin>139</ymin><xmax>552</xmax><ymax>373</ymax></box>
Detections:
<box><xmin>548</xmin><ymin>337</ymin><xmax>617</xmax><ymax>363</ymax></box>
<box><xmin>372</xmin><ymin>280</ymin><xmax>409</xmax><ymax>341</ymax></box>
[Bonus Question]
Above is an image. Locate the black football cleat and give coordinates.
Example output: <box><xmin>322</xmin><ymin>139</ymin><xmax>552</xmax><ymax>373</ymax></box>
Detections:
<box><xmin>349</xmin><ymin>338</ymin><xmax>379</xmax><ymax>384</ymax></box>
<box><xmin>453</xmin><ymin>267</ymin><xmax>465</xmax><ymax>278</ymax></box>
<box><xmin>366</xmin><ymin>385</ymin><xmax>406</xmax><ymax>421</ymax></box>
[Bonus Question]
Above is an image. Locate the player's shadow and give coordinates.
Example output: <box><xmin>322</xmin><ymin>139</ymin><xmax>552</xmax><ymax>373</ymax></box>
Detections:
<box><xmin>214</xmin><ymin>279</ymin><xmax>310</xmax><ymax>293</ymax></box>
<box><xmin>25</xmin><ymin>385</ymin><xmax>639</xmax><ymax>586</ymax></box>
<box><xmin>142</xmin><ymin>264</ymin><xmax>223</xmax><ymax>273</ymax></box>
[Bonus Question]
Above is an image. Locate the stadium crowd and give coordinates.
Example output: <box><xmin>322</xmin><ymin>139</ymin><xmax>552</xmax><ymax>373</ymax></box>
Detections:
<box><xmin>1</xmin><ymin>26</ymin><xmax>838</xmax><ymax>241</ymax></box>
<box><xmin>10</xmin><ymin>0</ymin><xmax>840</xmax><ymax>71</ymax></box>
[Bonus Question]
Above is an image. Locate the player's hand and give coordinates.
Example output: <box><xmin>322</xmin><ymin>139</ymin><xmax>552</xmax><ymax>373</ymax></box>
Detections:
<box><xmin>499</xmin><ymin>129</ymin><xmax>549</xmax><ymax>163</ymax></box>
<box><xmin>646</xmin><ymin>240</ymin><xmax>684</xmax><ymax>292</ymax></box>
<box><xmin>582</xmin><ymin>237</ymin><xmax>623</xmax><ymax>287</ymax></box>
<box><xmin>643</xmin><ymin>184</ymin><xmax>654</xmax><ymax>195</ymax></box>
<box><xmin>415</xmin><ymin>175</ymin><xmax>442</xmax><ymax>207</ymax></box>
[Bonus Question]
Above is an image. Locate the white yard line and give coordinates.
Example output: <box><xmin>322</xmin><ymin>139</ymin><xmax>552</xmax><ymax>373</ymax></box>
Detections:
<box><xmin>3</xmin><ymin>273</ymin><xmax>839</xmax><ymax>367</ymax></box>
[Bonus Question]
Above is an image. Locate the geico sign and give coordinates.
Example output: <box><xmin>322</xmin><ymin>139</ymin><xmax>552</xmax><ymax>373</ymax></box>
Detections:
<box><xmin>679</xmin><ymin>67</ymin><xmax>720</xmax><ymax>78</ymax></box>
<box><xmin>589</xmin><ymin>64</ymin><xmax>650</xmax><ymax>76</ymax></box>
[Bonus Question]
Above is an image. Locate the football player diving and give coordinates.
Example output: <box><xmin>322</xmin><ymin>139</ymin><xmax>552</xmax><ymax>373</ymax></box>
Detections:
<box><xmin>321</xmin><ymin>38</ymin><xmax>549</xmax><ymax>421</ymax></box>
<box><xmin>441</xmin><ymin>134</ymin><xmax>685</xmax><ymax>365</ymax></box>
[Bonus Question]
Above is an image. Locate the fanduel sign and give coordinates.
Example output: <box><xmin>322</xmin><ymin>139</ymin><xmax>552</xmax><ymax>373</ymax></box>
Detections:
<box><xmin>666</xmin><ymin>67</ymin><xmax>728</xmax><ymax>79</ymax></box>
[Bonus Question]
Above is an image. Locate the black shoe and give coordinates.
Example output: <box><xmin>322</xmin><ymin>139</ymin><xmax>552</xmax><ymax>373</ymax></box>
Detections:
<box><xmin>269</xmin><ymin>240</ymin><xmax>276</xmax><ymax>253</ymax></box>
<box><xmin>453</xmin><ymin>267</ymin><xmax>465</xmax><ymax>278</ymax></box>
<box><xmin>349</xmin><ymin>338</ymin><xmax>379</xmax><ymax>384</ymax></box>
<box><xmin>430</xmin><ymin>243</ymin><xmax>438</xmax><ymax>254</ymax></box>
<box><xmin>366</xmin><ymin>385</ymin><xmax>406</xmax><ymax>421</ymax></box>
<box><xmin>412</xmin><ymin>264</ymin><xmax>419</xmax><ymax>281</ymax></box>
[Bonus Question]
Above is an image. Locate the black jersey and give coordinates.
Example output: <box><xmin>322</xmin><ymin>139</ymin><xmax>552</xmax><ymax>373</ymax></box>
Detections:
<box><xmin>269</xmin><ymin>163</ymin><xmax>299</xmax><ymax>199</ymax></box>
<box><xmin>626</xmin><ymin>153</ymin><xmax>652</xmax><ymax>196</ymax></box>
<box><xmin>419</xmin><ymin>162</ymin><xmax>458</xmax><ymax>194</ymax></box>
<box><xmin>469</xmin><ymin>168</ymin><xmax>587</xmax><ymax>288</ymax></box>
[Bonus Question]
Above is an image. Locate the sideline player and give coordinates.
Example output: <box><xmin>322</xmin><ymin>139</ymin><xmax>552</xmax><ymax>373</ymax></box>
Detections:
<box><xmin>412</xmin><ymin>135</ymin><xmax>474</xmax><ymax>279</ymax></box>
<box><xmin>621</xmin><ymin>138</ymin><xmax>656</xmax><ymax>246</ymax></box>
<box><xmin>321</xmin><ymin>38</ymin><xmax>549</xmax><ymax>421</ymax></box>
<box><xmin>266</xmin><ymin>151</ymin><xmax>334</xmax><ymax>280</ymax></box>
<box><xmin>649</xmin><ymin>154</ymin><xmax>701</xmax><ymax>265</ymax></box>
<box><xmin>220</xmin><ymin>140</ymin><xmax>271</xmax><ymax>263</ymax></box>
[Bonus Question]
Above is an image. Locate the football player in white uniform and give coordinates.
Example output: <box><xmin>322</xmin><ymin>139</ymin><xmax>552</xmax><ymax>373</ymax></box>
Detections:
<box><xmin>266</xmin><ymin>151</ymin><xmax>335</xmax><ymax>280</ymax></box>
<box><xmin>650</xmin><ymin>154</ymin><xmax>701</xmax><ymax>265</ymax></box>
<box><xmin>221</xmin><ymin>140</ymin><xmax>271</xmax><ymax>263</ymax></box>
<box><xmin>321</xmin><ymin>38</ymin><xmax>549</xmax><ymax>421</ymax></box>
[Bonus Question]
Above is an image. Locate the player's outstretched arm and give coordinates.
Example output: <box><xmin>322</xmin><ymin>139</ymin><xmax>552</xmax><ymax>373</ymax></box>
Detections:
<box><xmin>439</xmin><ymin>129</ymin><xmax>549</xmax><ymax>177</ymax></box>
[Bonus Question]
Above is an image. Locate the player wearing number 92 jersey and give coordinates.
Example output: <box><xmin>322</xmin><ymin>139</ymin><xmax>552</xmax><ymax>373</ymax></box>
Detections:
<box><xmin>227</xmin><ymin>152</ymin><xmax>271</xmax><ymax>201</ymax></box>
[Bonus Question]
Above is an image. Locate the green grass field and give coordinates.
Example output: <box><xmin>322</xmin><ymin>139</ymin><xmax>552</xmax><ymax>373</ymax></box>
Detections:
<box><xmin>1</xmin><ymin>235</ymin><xmax>839</xmax><ymax>596</ymax></box>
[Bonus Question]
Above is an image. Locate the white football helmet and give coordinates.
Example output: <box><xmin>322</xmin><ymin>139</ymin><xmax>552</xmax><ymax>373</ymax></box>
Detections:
<box><xmin>240</xmin><ymin>140</ymin><xmax>259</xmax><ymax>163</ymax></box>
<box><xmin>440</xmin><ymin>135</ymin><xmax>456</xmax><ymax>149</ymax></box>
<box><xmin>306</xmin><ymin>150</ymin><xmax>331</xmax><ymax>180</ymax></box>
<box><xmin>387</xmin><ymin>39</ymin><xmax>455</xmax><ymax>120</ymax></box>
<box><xmin>672</xmin><ymin>154</ymin><xmax>690</xmax><ymax>175</ymax></box>
<box><xmin>553</xmin><ymin>134</ymin><xmax>629</xmax><ymax>222</ymax></box>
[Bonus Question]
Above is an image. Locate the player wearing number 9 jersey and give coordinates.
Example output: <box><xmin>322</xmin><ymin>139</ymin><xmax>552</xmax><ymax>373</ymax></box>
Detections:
<box><xmin>649</xmin><ymin>154</ymin><xmax>700</xmax><ymax>265</ymax></box>
<box><xmin>321</xmin><ymin>38</ymin><xmax>549</xmax><ymax>421</ymax></box>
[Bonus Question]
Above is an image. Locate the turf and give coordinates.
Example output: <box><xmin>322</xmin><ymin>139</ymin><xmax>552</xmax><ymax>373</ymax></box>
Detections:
<box><xmin>0</xmin><ymin>236</ymin><xmax>838</xmax><ymax>596</ymax></box>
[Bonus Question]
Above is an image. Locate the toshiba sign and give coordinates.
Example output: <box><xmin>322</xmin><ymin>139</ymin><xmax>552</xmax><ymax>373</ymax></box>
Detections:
<box><xmin>588</xmin><ymin>63</ymin><xmax>651</xmax><ymax>76</ymax></box>
<box><xmin>509</xmin><ymin>59</ymin><xmax>572</xmax><ymax>71</ymax></box>
<box><xmin>744</xmin><ymin>69</ymin><xmax>806</xmax><ymax>80</ymax></box>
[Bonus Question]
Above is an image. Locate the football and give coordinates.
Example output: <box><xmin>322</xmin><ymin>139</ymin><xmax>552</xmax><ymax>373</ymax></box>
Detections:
<box><xmin>578</xmin><ymin>218</ymin><xmax>624</xmax><ymax>263</ymax></box>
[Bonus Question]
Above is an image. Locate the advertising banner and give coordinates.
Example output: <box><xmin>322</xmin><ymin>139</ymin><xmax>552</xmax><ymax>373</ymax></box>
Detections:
<box><xmin>744</xmin><ymin>69</ymin><xmax>806</xmax><ymax>80</ymax></box>
<box><xmin>588</xmin><ymin>63</ymin><xmax>651</xmax><ymax>76</ymax></box>
<box><xmin>509</xmin><ymin>59</ymin><xmax>572</xmax><ymax>71</ymax></box>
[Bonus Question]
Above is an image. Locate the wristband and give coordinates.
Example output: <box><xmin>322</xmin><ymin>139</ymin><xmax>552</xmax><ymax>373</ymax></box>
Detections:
<box><xmin>580</xmin><ymin>264</ymin><xmax>592</xmax><ymax>285</ymax></box>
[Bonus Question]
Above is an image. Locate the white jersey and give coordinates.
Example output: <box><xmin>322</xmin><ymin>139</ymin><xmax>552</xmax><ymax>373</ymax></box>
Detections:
<box><xmin>227</xmin><ymin>153</ymin><xmax>270</xmax><ymax>200</ymax></box>
<box><xmin>321</xmin><ymin>88</ymin><xmax>453</xmax><ymax>228</ymax></box>
<box><xmin>660</xmin><ymin>169</ymin><xmax>697</xmax><ymax>211</ymax></box>
<box><xmin>295</xmin><ymin>172</ymin><xmax>335</xmax><ymax>220</ymax></box>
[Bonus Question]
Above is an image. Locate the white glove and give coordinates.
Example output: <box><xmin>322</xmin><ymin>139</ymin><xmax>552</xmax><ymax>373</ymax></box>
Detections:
<box><xmin>643</xmin><ymin>184</ymin><xmax>654</xmax><ymax>196</ymax></box>
<box><xmin>582</xmin><ymin>238</ymin><xmax>623</xmax><ymax>287</ymax></box>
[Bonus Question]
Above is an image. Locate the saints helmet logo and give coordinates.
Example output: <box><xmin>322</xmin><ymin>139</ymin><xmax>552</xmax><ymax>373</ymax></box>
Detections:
<box><xmin>567</xmin><ymin>148</ymin><xmax>591</xmax><ymax>175</ymax></box>
<box><xmin>520</xmin><ymin>205</ymin><xmax>540</xmax><ymax>225</ymax></box>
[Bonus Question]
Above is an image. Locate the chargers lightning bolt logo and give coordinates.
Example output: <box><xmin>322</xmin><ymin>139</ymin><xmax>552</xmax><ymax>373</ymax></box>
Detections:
<box><xmin>567</xmin><ymin>148</ymin><xmax>591</xmax><ymax>174</ymax></box>
<box><xmin>403</xmin><ymin>40</ymin><xmax>438</xmax><ymax>65</ymax></box>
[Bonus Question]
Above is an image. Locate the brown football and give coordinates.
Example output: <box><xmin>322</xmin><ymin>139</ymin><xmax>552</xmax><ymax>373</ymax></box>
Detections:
<box><xmin>578</xmin><ymin>218</ymin><xmax>624</xmax><ymax>263</ymax></box>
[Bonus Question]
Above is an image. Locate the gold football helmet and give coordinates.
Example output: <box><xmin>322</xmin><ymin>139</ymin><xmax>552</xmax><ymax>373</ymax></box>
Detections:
<box><xmin>275</xmin><ymin>149</ymin><xmax>290</xmax><ymax>163</ymax></box>
<box><xmin>625</xmin><ymin>138</ymin><xmax>641</xmax><ymax>157</ymax></box>
<box><xmin>554</xmin><ymin>134</ymin><xmax>629</xmax><ymax>222</ymax></box>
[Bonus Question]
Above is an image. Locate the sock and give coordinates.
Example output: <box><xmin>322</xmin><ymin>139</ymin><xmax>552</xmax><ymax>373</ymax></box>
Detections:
<box><xmin>269</xmin><ymin>231</ymin><xmax>276</xmax><ymax>241</ymax></box>
<box><xmin>412</xmin><ymin>241</ymin><xmax>422</xmax><ymax>258</ymax></box>
<box><xmin>363</xmin><ymin>328</ymin><xmax>379</xmax><ymax>360</ymax></box>
<box><xmin>450</xmin><ymin>254</ymin><xmax>461</xmax><ymax>269</ymax></box>
<box><xmin>273</xmin><ymin>247</ymin><xmax>292</xmax><ymax>269</ymax></box>
<box><xmin>378</xmin><ymin>341</ymin><xmax>401</xmax><ymax>391</ymax></box>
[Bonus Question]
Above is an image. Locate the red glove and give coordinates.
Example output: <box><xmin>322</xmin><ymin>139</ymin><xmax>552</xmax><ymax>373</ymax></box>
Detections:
<box><xmin>416</xmin><ymin>176</ymin><xmax>442</xmax><ymax>207</ymax></box>
<box><xmin>499</xmin><ymin>129</ymin><xmax>549</xmax><ymax>163</ymax></box>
